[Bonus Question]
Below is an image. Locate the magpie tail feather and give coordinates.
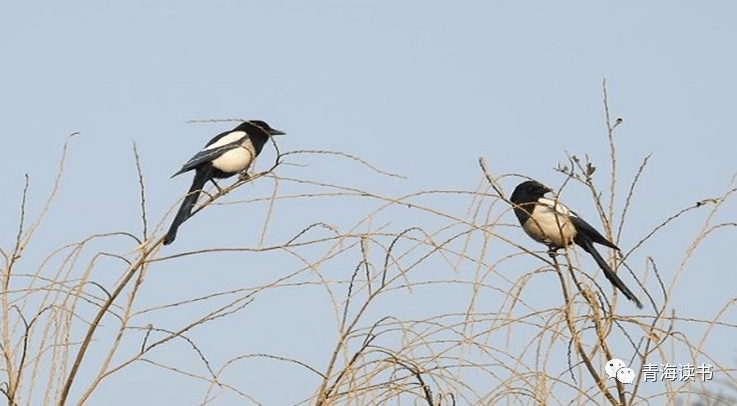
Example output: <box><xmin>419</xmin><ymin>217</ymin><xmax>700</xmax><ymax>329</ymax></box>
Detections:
<box><xmin>163</xmin><ymin>168</ymin><xmax>211</xmax><ymax>245</ymax></box>
<box><xmin>579</xmin><ymin>239</ymin><xmax>643</xmax><ymax>309</ymax></box>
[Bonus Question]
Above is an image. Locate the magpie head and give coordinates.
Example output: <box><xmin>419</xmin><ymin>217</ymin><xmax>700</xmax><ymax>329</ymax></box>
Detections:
<box><xmin>250</xmin><ymin>120</ymin><xmax>286</xmax><ymax>136</ymax></box>
<box><xmin>510</xmin><ymin>180</ymin><xmax>552</xmax><ymax>204</ymax></box>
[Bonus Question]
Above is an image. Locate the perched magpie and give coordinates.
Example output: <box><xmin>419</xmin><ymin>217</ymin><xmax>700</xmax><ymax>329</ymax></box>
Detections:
<box><xmin>510</xmin><ymin>180</ymin><xmax>643</xmax><ymax>308</ymax></box>
<box><xmin>163</xmin><ymin>120</ymin><xmax>285</xmax><ymax>245</ymax></box>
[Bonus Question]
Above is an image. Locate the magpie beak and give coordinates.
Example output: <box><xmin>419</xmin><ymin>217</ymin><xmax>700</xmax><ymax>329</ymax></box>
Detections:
<box><xmin>163</xmin><ymin>120</ymin><xmax>285</xmax><ymax>245</ymax></box>
<box><xmin>510</xmin><ymin>180</ymin><xmax>643</xmax><ymax>309</ymax></box>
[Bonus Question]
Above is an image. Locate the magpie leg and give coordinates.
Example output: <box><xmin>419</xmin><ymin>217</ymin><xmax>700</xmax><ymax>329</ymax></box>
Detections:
<box><xmin>546</xmin><ymin>246</ymin><xmax>561</xmax><ymax>258</ymax></box>
<box><xmin>210</xmin><ymin>179</ymin><xmax>224</xmax><ymax>193</ymax></box>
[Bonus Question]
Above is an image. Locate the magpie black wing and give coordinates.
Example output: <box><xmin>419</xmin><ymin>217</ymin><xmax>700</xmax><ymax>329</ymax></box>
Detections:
<box><xmin>171</xmin><ymin>131</ymin><xmax>248</xmax><ymax>178</ymax></box>
<box><xmin>569</xmin><ymin>213</ymin><xmax>619</xmax><ymax>250</ymax></box>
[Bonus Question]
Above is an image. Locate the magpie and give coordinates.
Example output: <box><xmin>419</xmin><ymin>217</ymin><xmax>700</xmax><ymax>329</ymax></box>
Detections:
<box><xmin>163</xmin><ymin>120</ymin><xmax>285</xmax><ymax>245</ymax></box>
<box><xmin>510</xmin><ymin>180</ymin><xmax>643</xmax><ymax>308</ymax></box>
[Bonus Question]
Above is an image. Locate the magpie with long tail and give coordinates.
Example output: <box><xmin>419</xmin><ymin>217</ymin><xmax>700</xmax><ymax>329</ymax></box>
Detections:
<box><xmin>510</xmin><ymin>180</ymin><xmax>643</xmax><ymax>308</ymax></box>
<box><xmin>163</xmin><ymin>120</ymin><xmax>285</xmax><ymax>245</ymax></box>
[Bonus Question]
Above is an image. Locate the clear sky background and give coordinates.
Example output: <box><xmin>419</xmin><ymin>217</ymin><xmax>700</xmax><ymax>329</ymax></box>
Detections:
<box><xmin>1</xmin><ymin>1</ymin><xmax>736</xmax><ymax>405</ymax></box>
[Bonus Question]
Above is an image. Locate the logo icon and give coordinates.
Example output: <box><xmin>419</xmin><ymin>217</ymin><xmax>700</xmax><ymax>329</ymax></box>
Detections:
<box><xmin>606</xmin><ymin>359</ymin><xmax>635</xmax><ymax>384</ymax></box>
<box><xmin>617</xmin><ymin>367</ymin><xmax>636</xmax><ymax>384</ymax></box>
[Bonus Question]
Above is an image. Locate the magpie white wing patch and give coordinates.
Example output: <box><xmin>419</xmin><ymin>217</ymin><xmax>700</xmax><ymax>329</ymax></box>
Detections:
<box><xmin>204</xmin><ymin>131</ymin><xmax>247</xmax><ymax>150</ymax></box>
<box><xmin>537</xmin><ymin>197</ymin><xmax>573</xmax><ymax>216</ymax></box>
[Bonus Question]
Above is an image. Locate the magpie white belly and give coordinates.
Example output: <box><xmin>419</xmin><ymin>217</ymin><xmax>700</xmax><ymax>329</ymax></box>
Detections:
<box><xmin>211</xmin><ymin>146</ymin><xmax>254</xmax><ymax>173</ymax></box>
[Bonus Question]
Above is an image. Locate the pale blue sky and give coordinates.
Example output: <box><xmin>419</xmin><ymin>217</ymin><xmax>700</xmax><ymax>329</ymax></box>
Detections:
<box><xmin>2</xmin><ymin>1</ymin><xmax>736</xmax><ymax>405</ymax></box>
